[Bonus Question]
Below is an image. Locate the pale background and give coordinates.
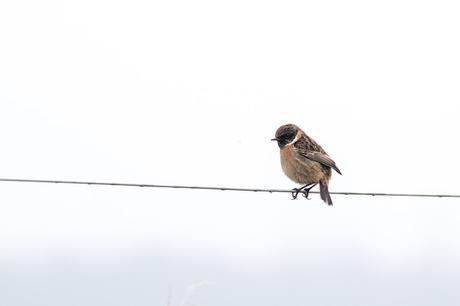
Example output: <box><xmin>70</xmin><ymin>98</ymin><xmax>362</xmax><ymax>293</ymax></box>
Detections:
<box><xmin>1</xmin><ymin>0</ymin><xmax>459</xmax><ymax>305</ymax></box>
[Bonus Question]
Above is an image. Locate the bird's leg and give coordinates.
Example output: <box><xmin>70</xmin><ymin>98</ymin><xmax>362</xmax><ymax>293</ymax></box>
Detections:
<box><xmin>291</xmin><ymin>183</ymin><xmax>317</xmax><ymax>200</ymax></box>
<box><xmin>300</xmin><ymin>183</ymin><xmax>318</xmax><ymax>199</ymax></box>
<box><xmin>291</xmin><ymin>188</ymin><xmax>302</xmax><ymax>200</ymax></box>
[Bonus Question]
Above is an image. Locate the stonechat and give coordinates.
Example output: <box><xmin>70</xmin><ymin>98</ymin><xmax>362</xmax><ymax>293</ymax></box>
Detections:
<box><xmin>272</xmin><ymin>124</ymin><xmax>342</xmax><ymax>205</ymax></box>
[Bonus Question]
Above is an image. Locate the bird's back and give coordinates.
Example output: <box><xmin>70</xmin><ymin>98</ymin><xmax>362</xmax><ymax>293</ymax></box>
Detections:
<box><xmin>293</xmin><ymin>133</ymin><xmax>327</xmax><ymax>154</ymax></box>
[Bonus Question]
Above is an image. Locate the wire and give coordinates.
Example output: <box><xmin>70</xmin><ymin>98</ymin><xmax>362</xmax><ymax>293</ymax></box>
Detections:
<box><xmin>0</xmin><ymin>178</ymin><xmax>459</xmax><ymax>198</ymax></box>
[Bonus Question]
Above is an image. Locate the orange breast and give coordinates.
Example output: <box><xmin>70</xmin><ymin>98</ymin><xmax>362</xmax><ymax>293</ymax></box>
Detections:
<box><xmin>280</xmin><ymin>145</ymin><xmax>326</xmax><ymax>185</ymax></box>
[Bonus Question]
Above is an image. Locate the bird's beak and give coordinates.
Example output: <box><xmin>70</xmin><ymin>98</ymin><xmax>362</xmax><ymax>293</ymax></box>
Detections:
<box><xmin>271</xmin><ymin>138</ymin><xmax>278</xmax><ymax>141</ymax></box>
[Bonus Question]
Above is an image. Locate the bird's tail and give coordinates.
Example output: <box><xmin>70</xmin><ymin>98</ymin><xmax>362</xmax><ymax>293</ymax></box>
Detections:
<box><xmin>319</xmin><ymin>181</ymin><xmax>333</xmax><ymax>206</ymax></box>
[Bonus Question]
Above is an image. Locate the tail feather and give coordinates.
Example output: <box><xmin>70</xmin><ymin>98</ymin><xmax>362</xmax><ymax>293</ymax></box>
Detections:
<box><xmin>319</xmin><ymin>182</ymin><xmax>333</xmax><ymax>206</ymax></box>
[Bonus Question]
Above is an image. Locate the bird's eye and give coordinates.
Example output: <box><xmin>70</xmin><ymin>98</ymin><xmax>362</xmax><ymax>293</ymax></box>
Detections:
<box><xmin>282</xmin><ymin>131</ymin><xmax>296</xmax><ymax>141</ymax></box>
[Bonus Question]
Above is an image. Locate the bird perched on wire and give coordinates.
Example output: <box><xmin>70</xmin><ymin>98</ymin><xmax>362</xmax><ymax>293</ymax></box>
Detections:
<box><xmin>272</xmin><ymin>124</ymin><xmax>342</xmax><ymax>205</ymax></box>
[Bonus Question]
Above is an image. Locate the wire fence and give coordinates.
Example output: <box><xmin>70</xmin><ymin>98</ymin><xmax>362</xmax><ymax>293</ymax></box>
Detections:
<box><xmin>0</xmin><ymin>178</ymin><xmax>459</xmax><ymax>198</ymax></box>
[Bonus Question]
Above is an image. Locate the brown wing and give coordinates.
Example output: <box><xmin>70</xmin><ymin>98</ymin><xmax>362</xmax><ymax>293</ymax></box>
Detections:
<box><xmin>293</xmin><ymin>135</ymin><xmax>342</xmax><ymax>175</ymax></box>
<box><xmin>296</xmin><ymin>150</ymin><xmax>342</xmax><ymax>175</ymax></box>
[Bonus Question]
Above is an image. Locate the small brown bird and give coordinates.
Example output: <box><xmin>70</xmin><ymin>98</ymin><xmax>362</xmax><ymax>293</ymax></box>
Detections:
<box><xmin>272</xmin><ymin>124</ymin><xmax>342</xmax><ymax>205</ymax></box>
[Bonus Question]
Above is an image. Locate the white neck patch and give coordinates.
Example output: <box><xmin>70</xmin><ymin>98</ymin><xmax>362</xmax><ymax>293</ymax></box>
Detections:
<box><xmin>286</xmin><ymin>130</ymin><xmax>302</xmax><ymax>146</ymax></box>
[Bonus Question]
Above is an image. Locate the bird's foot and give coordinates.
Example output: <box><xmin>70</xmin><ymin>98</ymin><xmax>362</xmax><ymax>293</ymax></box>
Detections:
<box><xmin>301</xmin><ymin>189</ymin><xmax>311</xmax><ymax>200</ymax></box>
<box><xmin>291</xmin><ymin>183</ymin><xmax>317</xmax><ymax>200</ymax></box>
<box><xmin>291</xmin><ymin>188</ymin><xmax>301</xmax><ymax>200</ymax></box>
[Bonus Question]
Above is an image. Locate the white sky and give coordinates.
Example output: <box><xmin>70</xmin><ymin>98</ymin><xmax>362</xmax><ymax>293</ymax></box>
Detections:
<box><xmin>1</xmin><ymin>0</ymin><xmax>460</xmax><ymax>305</ymax></box>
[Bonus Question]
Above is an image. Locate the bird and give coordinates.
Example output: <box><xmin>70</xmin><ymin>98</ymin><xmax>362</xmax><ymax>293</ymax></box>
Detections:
<box><xmin>271</xmin><ymin>124</ymin><xmax>342</xmax><ymax>205</ymax></box>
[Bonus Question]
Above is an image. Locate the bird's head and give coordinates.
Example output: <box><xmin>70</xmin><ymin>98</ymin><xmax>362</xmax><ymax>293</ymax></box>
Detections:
<box><xmin>271</xmin><ymin>124</ymin><xmax>301</xmax><ymax>148</ymax></box>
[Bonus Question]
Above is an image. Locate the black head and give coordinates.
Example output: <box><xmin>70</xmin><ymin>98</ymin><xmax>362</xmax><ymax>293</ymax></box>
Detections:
<box><xmin>271</xmin><ymin>124</ymin><xmax>300</xmax><ymax>148</ymax></box>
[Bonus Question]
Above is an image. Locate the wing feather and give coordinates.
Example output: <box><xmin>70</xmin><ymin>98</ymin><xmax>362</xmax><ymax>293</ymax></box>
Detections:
<box><xmin>296</xmin><ymin>150</ymin><xmax>342</xmax><ymax>175</ymax></box>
